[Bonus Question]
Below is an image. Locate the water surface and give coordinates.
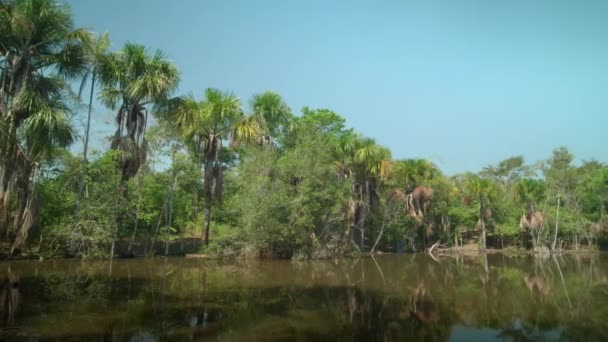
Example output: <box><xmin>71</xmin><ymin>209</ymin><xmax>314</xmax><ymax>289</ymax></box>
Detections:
<box><xmin>1</xmin><ymin>254</ymin><xmax>607</xmax><ymax>341</ymax></box>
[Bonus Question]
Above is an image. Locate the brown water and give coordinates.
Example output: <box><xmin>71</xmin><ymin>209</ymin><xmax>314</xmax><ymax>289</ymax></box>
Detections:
<box><xmin>1</xmin><ymin>254</ymin><xmax>607</xmax><ymax>341</ymax></box>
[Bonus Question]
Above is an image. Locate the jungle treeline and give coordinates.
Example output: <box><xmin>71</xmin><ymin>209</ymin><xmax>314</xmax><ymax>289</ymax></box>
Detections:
<box><xmin>1</xmin><ymin>0</ymin><xmax>607</xmax><ymax>258</ymax></box>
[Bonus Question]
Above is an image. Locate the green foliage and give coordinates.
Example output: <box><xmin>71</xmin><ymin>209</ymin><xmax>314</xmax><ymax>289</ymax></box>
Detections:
<box><xmin>199</xmin><ymin>223</ymin><xmax>242</xmax><ymax>256</ymax></box>
<box><xmin>0</xmin><ymin>0</ymin><xmax>93</xmax><ymax>253</ymax></box>
<box><xmin>516</xmin><ymin>178</ymin><xmax>547</xmax><ymax>210</ymax></box>
<box><xmin>11</xmin><ymin>97</ymin><xmax>608</xmax><ymax>258</ymax></box>
<box><xmin>38</xmin><ymin>151</ymin><xmax>121</xmax><ymax>257</ymax></box>
<box><xmin>1</xmin><ymin>1</ymin><xmax>606</xmax><ymax>257</ymax></box>
<box><xmin>392</xmin><ymin>159</ymin><xmax>442</xmax><ymax>190</ymax></box>
<box><xmin>578</xmin><ymin>163</ymin><xmax>608</xmax><ymax>222</ymax></box>
<box><xmin>229</xmin><ymin>120</ymin><xmax>352</xmax><ymax>258</ymax></box>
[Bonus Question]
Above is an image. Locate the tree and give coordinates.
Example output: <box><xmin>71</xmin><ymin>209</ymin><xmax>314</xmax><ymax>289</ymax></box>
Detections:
<box><xmin>574</xmin><ymin>161</ymin><xmax>608</xmax><ymax>245</ymax></box>
<box><xmin>0</xmin><ymin>0</ymin><xmax>91</xmax><ymax>253</ymax></box>
<box><xmin>231</xmin><ymin>110</ymin><xmax>353</xmax><ymax>258</ymax></box>
<box><xmin>161</xmin><ymin>88</ymin><xmax>261</xmax><ymax>245</ymax></box>
<box><xmin>387</xmin><ymin>159</ymin><xmax>447</xmax><ymax>249</ymax></box>
<box><xmin>516</xmin><ymin>178</ymin><xmax>547</xmax><ymax>212</ymax></box>
<box><xmin>543</xmin><ymin>147</ymin><xmax>576</xmax><ymax>251</ymax></box>
<box><xmin>40</xmin><ymin>151</ymin><xmax>120</xmax><ymax>258</ymax></box>
<box><xmin>480</xmin><ymin>156</ymin><xmax>530</xmax><ymax>189</ymax></box>
<box><xmin>578</xmin><ymin>163</ymin><xmax>608</xmax><ymax>223</ymax></box>
<box><xmin>75</xmin><ymin>32</ymin><xmax>111</xmax><ymax>219</ymax></box>
<box><xmin>392</xmin><ymin>159</ymin><xmax>441</xmax><ymax>192</ymax></box>
<box><xmin>464</xmin><ymin>174</ymin><xmax>498</xmax><ymax>250</ymax></box>
<box><xmin>97</xmin><ymin>43</ymin><xmax>180</xmax><ymax>181</ymax></box>
<box><xmin>250</xmin><ymin>91</ymin><xmax>292</xmax><ymax>144</ymax></box>
<box><xmin>514</xmin><ymin>178</ymin><xmax>547</xmax><ymax>248</ymax></box>
<box><xmin>337</xmin><ymin>132</ymin><xmax>392</xmax><ymax>251</ymax></box>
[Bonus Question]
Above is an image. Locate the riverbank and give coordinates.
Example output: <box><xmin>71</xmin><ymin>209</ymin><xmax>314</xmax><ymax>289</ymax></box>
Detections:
<box><xmin>0</xmin><ymin>238</ymin><xmax>203</xmax><ymax>261</ymax></box>
<box><xmin>424</xmin><ymin>243</ymin><xmax>600</xmax><ymax>259</ymax></box>
<box><xmin>2</xmin><ymin>239</ymin><xmax>603</xmax><ymax>262</ymax></box>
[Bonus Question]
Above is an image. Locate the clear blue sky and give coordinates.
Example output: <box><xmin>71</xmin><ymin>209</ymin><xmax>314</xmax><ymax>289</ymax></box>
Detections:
<box><xmin>67</xmin><ymin>0</ymin><xmax>608</xmax><ymax>174</ymax></box>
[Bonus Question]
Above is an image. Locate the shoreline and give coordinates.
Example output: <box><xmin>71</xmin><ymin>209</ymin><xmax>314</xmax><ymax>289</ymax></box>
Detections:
<box><xmin>1</xmin><ymin>245</ymin><xmax>603</xmax><ymax>263</ymax></box>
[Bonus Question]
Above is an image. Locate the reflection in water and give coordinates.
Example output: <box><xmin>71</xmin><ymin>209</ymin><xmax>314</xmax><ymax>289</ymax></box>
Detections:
<box><xmin>408</xmin><ymin>283</ymin><xmax>440</xmax><ymax>324</ymax></box>
<box><xmin>0</xmin><ymin>253</ymin><xmax>606</xmax><ymax>341</ymax></box>
<box><xmin>524</xmin><ymin>274</ymin><xmax>552</xmax><ymax>296</ymax></box>
<box><xmin>0</xmin><ymin>268</ymin><xmax>20</xmax><ymax>338</ymax></box>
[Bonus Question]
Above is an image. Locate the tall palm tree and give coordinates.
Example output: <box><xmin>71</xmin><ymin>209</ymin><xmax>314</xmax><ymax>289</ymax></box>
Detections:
<box><xmin>162</xmin><ymin>88</ymin><xmax>261</xmax><ymax>245</ymax></box>
<box><xmin>337</xmin><ymin>133</ymin><xmax>391</xmax><ymax>251</ymax></box>
<box><xmin>97</xmin><ymin>43</ymin><xmax>180</xmax><ymax>181</ymax></box>
<box><xmin>0</xmin><ymin>0</ymin><xmax>90</xmax><ymax>249</ymax></box>
<box><xmin>464</xmin><ymin>174</ymin><xmax>497</xmax><ymax>250</ymax></box>
<box><xmin>75</xmin><ymin>32</ymin><xmax>110</xmax><ymax>219</ymax></box>
<box><xmin>10</xmin><ymin>76</ymin><xmax>75</xmax><ymax>253</ymax></box>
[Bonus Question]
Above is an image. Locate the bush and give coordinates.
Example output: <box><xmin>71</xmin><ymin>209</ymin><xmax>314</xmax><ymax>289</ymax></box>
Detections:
<box><xmin>199</xmin><ymin>223</ymin><xmax>243</xmax><ymax>256</ymax></box>
<box><xmin>43</xmin><ymin>219</ymin><xmax>114</xmax><ymax>258</ymax></box>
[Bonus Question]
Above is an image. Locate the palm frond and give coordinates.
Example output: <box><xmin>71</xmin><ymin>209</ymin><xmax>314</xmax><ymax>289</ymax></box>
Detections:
<box><xmin>250</xmin><ymin>91</ymin><xmax>291</xmax><ymax>135</ymax></box>
<box><xmin>97</xmin><ymin>52</ymin><xmax>125</xmax><ymax>89</ymax></box>
<box><xmin>128</xmin><ymin>50</ymin><xmax>180</xmax><ymax>103</ymax></box>
<box><xmin>232</xmin><ymin>116</ymin><xmax>262</xmax><ymax>145</ymax></box>
<box><xmin>20</xmin><ymin>95</ymin><xmax>75</xmax><ymax>158</ymax></box>
<box><xmin>98</xmin><ymin>87</ymin><xmax>121</xmax><ymax>110</ymax></box>
<box><xmin>204</xmin><ymin>88</ymin><xmax>242</xmax><ymax>125</ymax></box>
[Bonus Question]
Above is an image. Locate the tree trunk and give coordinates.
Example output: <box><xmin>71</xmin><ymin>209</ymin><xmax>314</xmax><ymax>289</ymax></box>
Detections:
<box><xmin>9</xmin><ymin>166</ymin><xmax>36</xmax><ymax>255</ymax></box>
<box><xmin>149</xmin><ymin>199</ymin><xmax>168</xmax><ymax>255</ymax></box>
<box><xmin>76</xmin><ymin>73</ymin><xmax>95</xmax><ymax>220</ymax></box>
<box><xmin>0</xmin><ymin>146</ymin><xmax>15</xmax><ymax>238</ymax></box>
<box><xmin>358</xmin><ymin>184</ymin><xmax>367</xmax><ymax>252</ymax></box>
<box><xmin>1</xmin><ymin>186</ymin><xmax>11</xmax><ymax>240</ymax></box>
<box><xmin>552</xmin><ymin>196</ymin><xmax>560</xmax><ymax>252</ymax></box>
<box><xmin>165</xmin><ymin>176</ymin><xmax>177</xmax><ymax>256</ymax></box>
<box><xmin>409</xmin><ymin>227</ymin><xmax>416</xmax><ymax>252</ymax></box>
<box><xmin>359</xmin><ymin>206</ymin><xmax>365</xmax><ymax>252</ymax></box>
<box><xmin>370</xmin><ymin>225</ymin><xmax>384</xmax><ymax>254</ymax></box>
<box><xmin>127</xmin><ymin>173</ymin><xmax>143</xmax><ymax>255</ymax></box>
<box><xmin>371</xmin><ymin>210</ymin><xmax>388</xmax><ymax>254</ymax></box>
<box><xmin>192</xmin><ymin>186</ymin><xmax>200</xmax><ymax>218</ymax></box>
<box><xmin>479</xmin><ymin>201</ymin><xmax>486</xmax><ymax>250</ymax></box>
<box><xmin>110</xmin><ymin>179</ymin><xmax>122</xmax><ymax>259</ymax></box>
<box><xmin>128</xmin><ymin>214</ymin><xmax>139</xmax><ymax>255</ymax></box>
<box><xmin>12</xmin><ymin>190</ymin><xmax>26</xmax><ymax>235</ymax></box>
<box><xmin>10</xmin><ymin>197</ymin><xmax>33</xmax><ymax>256</ymax></box>
<box><xmin>202</xmin><ymin>160</ymin><xmax>213</xmax><ymax>246</ymax></box>
<box><xmin>481</xmin><ymin>222</ymin><xmax>486</xmax><ymax>250</ymax></box>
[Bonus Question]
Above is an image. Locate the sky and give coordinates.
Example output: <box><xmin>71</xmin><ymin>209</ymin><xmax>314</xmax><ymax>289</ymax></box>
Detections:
<box><xmin>66</xmin><ymin>0</ymin><xmax>608</xmax><ymax>174</ymax></box>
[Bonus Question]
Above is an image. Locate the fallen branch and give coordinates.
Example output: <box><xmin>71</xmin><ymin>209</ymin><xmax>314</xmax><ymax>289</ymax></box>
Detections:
<box><xmin>370</xmin><ymin>223</ymin><xmax>386</xmax><ymax>254</ymax></box>
<box><xmin>428</xmin><ymin>241</ymin><xmax>440</xmax><ymax>255</ymax></box>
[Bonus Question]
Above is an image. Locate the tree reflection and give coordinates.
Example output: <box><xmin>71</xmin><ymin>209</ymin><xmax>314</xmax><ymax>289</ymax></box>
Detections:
<box><xmin>0</xmin><ymin>267</ymin><xmax>20</xmax><ymax>338</ymax></box>
<box><xmin>0</xmin><ymin>255</ymin><xmax>606</xmax><ymax>340</ymax></box>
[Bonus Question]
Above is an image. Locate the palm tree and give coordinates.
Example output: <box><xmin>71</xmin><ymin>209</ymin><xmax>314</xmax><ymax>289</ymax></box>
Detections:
<box><xmin>75</xmin><ymin>32</ymin><xmax>110</xmax><ymax>219</ymax></box>
<box><xmin>250</xmin><ymin>91</ymin><xmax>291</xmax><ymax>144</ymax></box>
<box><xmin>337</xmin><ymin>133</ymin><xmax>391</xmax><ymax>251</ymax></box>
<box><xmin>393</xmin><ymin>159</ymin><xmax>441</xmax><ymax>192</ymax></box>
<box><xmin>162</xmin><ymin>88</ymin><xmax>261</xmax><ymax>245</ymax></box>
<box><xmin>10</xmin><ymin>77</ymin><xmax>76</xmax><ymax>254</ymax></box>
<box><xmin>0</xmin><ymin>0</ymin><xmax>90</xmax><ymax>250</ymax></box>
<box><xmin>97</xmin><ymin>43</ymin><xmax>180</xmax><ymax>181</ymax></box>
<box><xmin>464</xmin><ymin>174</ymin><xmax>497</xmax><ymax>250</ymax></box>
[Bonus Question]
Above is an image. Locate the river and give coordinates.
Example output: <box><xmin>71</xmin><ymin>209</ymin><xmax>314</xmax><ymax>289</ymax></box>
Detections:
<box><xmin>1</xmin><ymin>253</ymin><xmax>606</xmax><ymax>341</ymax></box>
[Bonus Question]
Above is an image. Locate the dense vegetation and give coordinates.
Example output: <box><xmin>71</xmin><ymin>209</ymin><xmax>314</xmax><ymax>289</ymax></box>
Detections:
<box><xmin>1</xmin><ymin>0</ymin><xmax>606</xmax><ymax>259</ymax></box>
